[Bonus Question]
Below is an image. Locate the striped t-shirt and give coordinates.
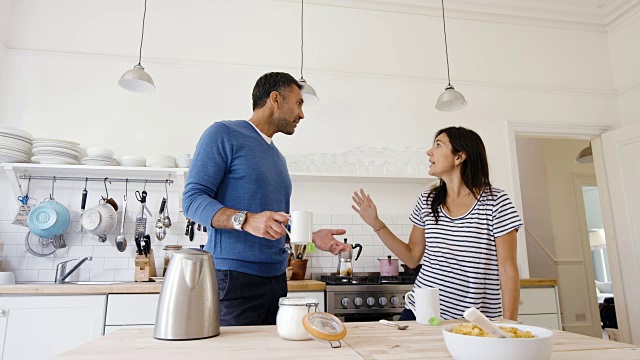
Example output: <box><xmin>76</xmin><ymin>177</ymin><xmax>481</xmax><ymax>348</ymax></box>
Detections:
<box><xmin>407</xmin><ymin>186</ymin><xmax>523</xmax><ymax>320</ymax></box>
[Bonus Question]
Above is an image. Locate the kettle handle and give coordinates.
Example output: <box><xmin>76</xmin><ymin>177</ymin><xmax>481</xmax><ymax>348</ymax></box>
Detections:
<box><xmin>352</xmin><ymin>244</ymin><xmax>363</xmax><ymax>261</ymax></box>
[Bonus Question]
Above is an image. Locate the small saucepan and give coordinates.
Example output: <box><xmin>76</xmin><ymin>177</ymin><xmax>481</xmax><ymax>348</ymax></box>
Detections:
<box><xmin>378</xmin><ymin>255</ymin><xmax>399</xmax><ymax>277</ymax></box>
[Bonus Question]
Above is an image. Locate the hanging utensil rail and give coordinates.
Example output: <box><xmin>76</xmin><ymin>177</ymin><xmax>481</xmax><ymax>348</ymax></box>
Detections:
<box><xmin>18</xmin><ymin>175</ymin><xmax>173</xmax><ymax>185</ymax></box>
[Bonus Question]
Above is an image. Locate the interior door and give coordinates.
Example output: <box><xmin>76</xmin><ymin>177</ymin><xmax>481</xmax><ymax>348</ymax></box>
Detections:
<box><xmin>594</xmin><ymin>123</ymin><xmax>640</xmax><ymax>345</ymax></box>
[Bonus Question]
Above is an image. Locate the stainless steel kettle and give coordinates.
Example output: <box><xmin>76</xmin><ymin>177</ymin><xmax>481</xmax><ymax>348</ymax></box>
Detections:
<box><xmin>154</xmin><ymin>248</ymin><xmax>220</xmax><ymax>340</ymax></box>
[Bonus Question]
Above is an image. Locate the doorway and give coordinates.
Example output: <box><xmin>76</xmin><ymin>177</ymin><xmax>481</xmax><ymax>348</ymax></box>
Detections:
<box><xmin>514</xmin><ymin>136</ymin><xmax>603</xmax><ymax>338</ymax></box>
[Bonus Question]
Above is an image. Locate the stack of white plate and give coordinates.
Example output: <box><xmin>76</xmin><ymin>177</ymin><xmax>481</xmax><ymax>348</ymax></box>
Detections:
<box><xmin>147</xmin><ymin>154</ymin><xmax>177</xmax><ymax>168</ymax></box>
<box><xmin>31</xmin><ymin>138</ymin><xmax>82</xmax><ymax>165</ymax></box>
<box><xmin>0</xmin><ymin>125</ymin><xmax>33</xmax><ymax>163</ymax></box>
<box><xmin>81</xmin><ymin>157</ymin><xmax>120</xmax><ymax>166</ymax></box>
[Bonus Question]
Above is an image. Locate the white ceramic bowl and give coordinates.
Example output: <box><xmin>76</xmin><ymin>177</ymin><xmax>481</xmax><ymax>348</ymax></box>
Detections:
<box><xmin>442</xmin><ymin>323</ymin><xmax>554</xmax><ymax>360</ymax></box>
<box><xmin>86</xmin><ymin>147</ymin><xmax>114</xmax><ymax>158</ymax></box>
<box><xmin>120</xmin><ymin>155</ymin><xmax>146</xmax><ymax>167</ymax></box>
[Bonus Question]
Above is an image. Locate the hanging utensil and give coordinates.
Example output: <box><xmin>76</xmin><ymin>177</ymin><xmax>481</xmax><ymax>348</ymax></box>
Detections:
<box><xmin>155</xmin><ymin>197</ymin><xmax>167</xmax><ymax>241</ymax></box>
<box><xmin>115</xmin><ymin>180</ymin><xmax>129</xmax><ymax>252</ymax></box>
<box><xmin>77</xmin><ymin>178</ymin><xmax>88</xmax><ymax>232</ymax></box>
<box><xmin>162</xmin><ymin>180</ymin><xmax>172</xmax><ymax>228</ymax></box>
<box><xmin>12</xmin><ymin>176</ymin><xmax>36</xmax><ymax>227</ymax></box>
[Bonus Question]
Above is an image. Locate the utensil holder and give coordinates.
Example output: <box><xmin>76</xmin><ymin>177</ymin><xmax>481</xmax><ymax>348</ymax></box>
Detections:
<box><xmin>289</xmin><ymin>259</ymin><xmax>308</xmax><ymax>280</ymax></box>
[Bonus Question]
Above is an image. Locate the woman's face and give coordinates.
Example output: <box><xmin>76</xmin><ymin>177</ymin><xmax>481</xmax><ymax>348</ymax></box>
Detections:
<box><xmin>426</xmin><ymin>133</ymin><xmax>461</xmax><ymax>177</ymax></box>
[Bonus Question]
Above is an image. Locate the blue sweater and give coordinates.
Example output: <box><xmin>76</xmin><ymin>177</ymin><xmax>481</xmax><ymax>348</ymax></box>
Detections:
<box><xmin>182</xmin><ymin>120</ymin><xmax>292</xmax><ymax>276</ymax></box>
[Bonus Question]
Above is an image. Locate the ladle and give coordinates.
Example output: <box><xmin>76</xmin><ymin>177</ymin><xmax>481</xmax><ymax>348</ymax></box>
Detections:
<box><xmin>162</xmin><ymin>181</ymin><xmax>172</xmax><ymax>228</ymax></box>
<box><xmin>115</xmin><ymin>185</ymin><xmax>128</xmax><ymax>252</ymax></box>
<box><xmin>463</xmin><ymin>307</ymin><xmax>509</xmax><ymax>338</ymax></box>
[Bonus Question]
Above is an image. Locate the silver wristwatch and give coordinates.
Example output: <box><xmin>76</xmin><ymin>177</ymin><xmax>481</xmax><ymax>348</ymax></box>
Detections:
<box><xmin>231</xmin><ymin>211</ymin><xmax>248</xmax><ymax>231</ymax></box>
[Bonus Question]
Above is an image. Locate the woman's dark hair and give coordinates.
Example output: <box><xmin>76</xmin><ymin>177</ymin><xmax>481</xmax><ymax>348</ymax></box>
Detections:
<box><xmin>252</xmin><ymin>72</ymin><xmax>302</xmax><ymax>111</ymax></box>
<box><xmin>428</xmin><ymin>127</ymin><xmax>492</xmax><ymax>223</ymax></box>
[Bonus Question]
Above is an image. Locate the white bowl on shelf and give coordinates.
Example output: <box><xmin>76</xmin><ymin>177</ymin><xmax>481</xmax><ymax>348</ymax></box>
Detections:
<box><xmin>442</xmin><ymin>323</ymin><xmax>554</xmax><ymax>360</ymax></box>
<box><xmin>120</xmin><ymin>156</ymin><xmax>146</xmax><ymax>167</ymax></box>
<box><xmin>86</xmin><ymin>147</ymin><xmax>114</xmax><ymax>158</ymax></box>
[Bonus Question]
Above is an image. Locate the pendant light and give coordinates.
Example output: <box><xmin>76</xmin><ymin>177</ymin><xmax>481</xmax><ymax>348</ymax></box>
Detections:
<box><xmin>435</xmin><ymin>0</ymin><xmax>467</xmax><ymax>111</ymax></box>
<box><xmin>298</xmin><ymin>0</ymin><xmax>318</xmax><ymax>105</ymax></box>
<box><xmin>575</xmin><ymin>144</ymin><xmax>593</xmax><ymax>164</ymax></box>
<box><xmin>119</xmin><ymin>0</ymin><xmax>155</xmax><ymax>93</ymax></box>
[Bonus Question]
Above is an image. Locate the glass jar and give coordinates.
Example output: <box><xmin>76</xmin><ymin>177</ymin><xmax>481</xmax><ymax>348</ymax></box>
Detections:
<box><xmin>276</xmin><ymin>297</ymin><xmax>318</xmax><ymax>340</ymax></box>
<box><xmin>163</xmin><ymin>245</ymin><xmax>182</xmax><ymax>276</ymax></box>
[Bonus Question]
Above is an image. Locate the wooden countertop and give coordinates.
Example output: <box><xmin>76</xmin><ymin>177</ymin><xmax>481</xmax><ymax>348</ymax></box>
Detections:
<box><xmin>0</xmin><ymin>280</ymin><xmax>325</xmax><ymax>295</ymax></box>
<box><xmin>55</xmin><ymin>320</ymin><xmax>639</xmax><ymax>360</ymax></box>
<box><xmin>520</xmin><ymin>278</ymin><xmax>558</xmax><ymax>287</ymax></box>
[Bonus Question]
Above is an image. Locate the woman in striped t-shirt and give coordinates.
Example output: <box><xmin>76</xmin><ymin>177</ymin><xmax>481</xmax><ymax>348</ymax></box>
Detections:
<box><xmin>352</xmin><ymin>127</ymin><xmax>523</xmax><ymax>320</ymax></box>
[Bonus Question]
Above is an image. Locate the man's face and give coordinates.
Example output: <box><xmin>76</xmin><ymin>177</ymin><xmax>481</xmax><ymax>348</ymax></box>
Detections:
<box><xmin>272</xmin><ymin>84</ymin><xmax>305</xmax><ymax>135</ymax></box>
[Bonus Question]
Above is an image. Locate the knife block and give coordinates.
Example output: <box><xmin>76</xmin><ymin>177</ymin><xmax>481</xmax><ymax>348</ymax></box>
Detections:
<box><xmin>134</xmin><ymin>249</ymin><xmax>157</xmax><ymax>282</ymax></box>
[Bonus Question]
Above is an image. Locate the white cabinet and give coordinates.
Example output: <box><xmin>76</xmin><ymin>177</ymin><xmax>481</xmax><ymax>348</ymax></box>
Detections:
<box><xmin>0</xmin><ymin>295</ymin><xmax>106</xmax><ymax>360</ymax></box>
<box><xmin>518</xmin><ymin>287</ymin><xmax>562</xmax><ymax>330</ymax></box>
<box><xmin>287</xmin><ymin>291</ymin><xmax>325</xmax><ymax>312</ymax></box>
<box><xmin>105</xmin><ymin>294</ymin><xmax>160</xmax><ymax>334</ymax></box>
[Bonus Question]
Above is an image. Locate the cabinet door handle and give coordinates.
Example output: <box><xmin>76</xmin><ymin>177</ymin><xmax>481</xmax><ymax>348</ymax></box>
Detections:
<box><xmin>0</xmin><ymin>309</ymin><xmax>5</xmax><ymax>317</ymax></box>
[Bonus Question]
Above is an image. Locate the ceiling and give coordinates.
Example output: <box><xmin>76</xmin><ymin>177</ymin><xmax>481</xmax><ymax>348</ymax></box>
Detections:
<box><xmin>294</xmin><ymin>0</ymin><xmax>640</xmax><ymax>31</ymax></box>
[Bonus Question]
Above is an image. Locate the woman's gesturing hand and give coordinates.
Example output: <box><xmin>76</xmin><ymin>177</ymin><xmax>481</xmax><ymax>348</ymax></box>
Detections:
<box><xmin>351</xmin><ymin>188</ymin><xmax>381</xmax><ymax>228</ymax></box>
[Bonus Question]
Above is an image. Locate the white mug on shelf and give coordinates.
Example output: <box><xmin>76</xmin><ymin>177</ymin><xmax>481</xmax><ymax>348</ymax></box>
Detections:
<box><xmin>289</xmin><ymin>211</ymin><xmax>313</xmax><ymax>244</ymax></box>
<box><xmin>405</xmin><ymin>287</ymin><xmax>440</xmax><ymax>324</ymax></box>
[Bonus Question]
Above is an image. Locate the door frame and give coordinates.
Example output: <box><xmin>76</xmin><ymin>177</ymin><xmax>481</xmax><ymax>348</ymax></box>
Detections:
<box><xmin>506</xmin><ymin>122</ymin><xmax>630</xmax><ymax>340</ymax></box>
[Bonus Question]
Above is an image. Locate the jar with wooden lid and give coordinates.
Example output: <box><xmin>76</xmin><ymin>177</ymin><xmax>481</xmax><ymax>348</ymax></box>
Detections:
<box><xmin>163</xmin><ymin>245</ymin><xmax>182</xmax><ymax>276</ymax></box>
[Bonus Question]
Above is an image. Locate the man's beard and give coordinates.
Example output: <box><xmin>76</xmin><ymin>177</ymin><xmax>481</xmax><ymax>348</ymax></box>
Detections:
<box><xmin>273</xmin><ymin>115</ymin><xmax>296</xmax><ymax>135</ymax></box>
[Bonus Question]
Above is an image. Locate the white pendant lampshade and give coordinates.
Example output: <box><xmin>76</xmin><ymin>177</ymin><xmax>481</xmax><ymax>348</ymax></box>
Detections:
<box><xmin>575</xmin><ymin>144</ymin><xmax>593</xmax><ymax>164</ymax></box>
<box><xmin>119</xmin><ymin>65</ymin><xmax>155</xmax><ymax>93</ymax></box>
<box><xmin>435</xmin><ymin>85</ymin><xmax>467</xmax><ymax>111</ymax></box>
<box><xmin>299</xmin><ymin>78</ymin><xmax>318</xmax><ymax>105</ymax></box>
<box><xmin>119</xmin><ymin>0</ymin><xmax>155</xmax><ymax>93</ymax></box>
<box><xmin>435</xmin><ymin>0</ymin><xmax>466</xmax><ymax>112</ymax></box>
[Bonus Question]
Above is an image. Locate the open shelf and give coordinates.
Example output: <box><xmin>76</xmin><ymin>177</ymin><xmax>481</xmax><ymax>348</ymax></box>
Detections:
<box><xmin>2</xmin><ymin>163</ymin><xmax>436</xmax><ymax>200</ymax></box>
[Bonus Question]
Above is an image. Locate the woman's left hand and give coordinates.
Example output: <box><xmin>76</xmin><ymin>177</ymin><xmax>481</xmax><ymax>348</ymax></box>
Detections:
<box><xmin>352</xmin><ymin>188</ymin><xmax>381</xmax><ymax>228</ymax></box>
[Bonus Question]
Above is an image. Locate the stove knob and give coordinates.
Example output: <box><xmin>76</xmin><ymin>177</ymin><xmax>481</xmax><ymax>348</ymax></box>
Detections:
<box><xmin>354</xmin><ymin>297</ymin><xmax>363</xmax><ymax>306</ymax></box>
<box><xmin>341</xmin><ymin>297</ymin><xmax>350</xmax><ymax>308</ymax></box>
<box><xmin>378</xmin><ymin>297</ymin><xmax>388</xmax><ymax>306</ymax></box>
<box><xmin>390</xmin><ymin>296</ymin><xmax>400</xmax><ymax>305</ymax></box>
<box><xmin>366</xmin><ymin>297</ymin><xmax>375</xmax><ymax>306</ymax></box>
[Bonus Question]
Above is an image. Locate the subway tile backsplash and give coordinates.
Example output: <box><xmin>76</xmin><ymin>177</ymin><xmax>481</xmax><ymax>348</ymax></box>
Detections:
<box><xmin>0</xmin><ymin>209</ymin><xmax>412</xmax><ymax>282</ymax></box>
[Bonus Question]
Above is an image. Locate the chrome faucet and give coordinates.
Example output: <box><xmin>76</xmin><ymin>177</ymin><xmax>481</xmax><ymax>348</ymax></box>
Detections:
<box><xmin>55</xmin><ymin>257</ymin><xmax>93</xmax><ymax>283</ymax></box>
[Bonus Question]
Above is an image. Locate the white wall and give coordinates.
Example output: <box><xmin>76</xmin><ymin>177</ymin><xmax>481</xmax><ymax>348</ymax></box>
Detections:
<box><xmin>515</xmin><ymin>137</ymin><xmax>558</xmax><ymax>280</ymax></box>
<box><xmin>0</xmin><ymin>1</ymin><xmax>622</xmax><ymax>288</ymax></box>
<box><xmin>607</xmin><ymin>9</ymin><xmax>640</xmax><ymax>126</ymax></box>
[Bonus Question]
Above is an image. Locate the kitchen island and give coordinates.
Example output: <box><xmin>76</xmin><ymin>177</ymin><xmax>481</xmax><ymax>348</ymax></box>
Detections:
<box><xmin>55</xmin><ymin>320</ymin><xmax>639</xmax><ymax>360</ymax></box>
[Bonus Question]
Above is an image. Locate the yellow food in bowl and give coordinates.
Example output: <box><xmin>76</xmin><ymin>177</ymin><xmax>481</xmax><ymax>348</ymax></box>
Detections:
<box><xmin>452</xmin><ymin>323</ymin><xmax>535</xmax><ymax>338</ymax></box>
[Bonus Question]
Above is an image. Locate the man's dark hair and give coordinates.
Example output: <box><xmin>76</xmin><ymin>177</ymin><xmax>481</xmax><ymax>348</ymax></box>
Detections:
<box><xmin>252</xmin><ymin>72</ymin><xmax>302</xmax><ymax>111</ymax></box>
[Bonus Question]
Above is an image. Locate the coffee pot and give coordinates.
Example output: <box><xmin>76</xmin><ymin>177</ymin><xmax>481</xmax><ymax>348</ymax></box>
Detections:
<box><xmin>337</xmin><ymin>238</ymin><xmax>363</xmax><ymax>277</ymax></box>
<box><xmin>154</xmin><ymin>249</ymin><xmax>220</xmax><ymax>340</ymax></box>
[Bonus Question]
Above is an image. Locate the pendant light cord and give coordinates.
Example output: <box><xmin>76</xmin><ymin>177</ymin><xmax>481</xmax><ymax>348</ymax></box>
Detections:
<box><xmin>137</xmin><ymin>0</ymin><xmax>148</xmax><ymax>66</ymax></box>
<box><xmin>441</xmin><ymin>0</ymin><xmax>451</xmax><ymax>86</ymax></box>
<box><xmin>300</xmin><ymin>0</ymin><xmax>305</xmax><ymax>80</ymax></box>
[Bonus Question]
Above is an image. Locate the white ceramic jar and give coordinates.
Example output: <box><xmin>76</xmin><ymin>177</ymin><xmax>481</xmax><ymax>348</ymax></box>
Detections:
<box><xmin>276</xmin><ymin>297</ymin><xmax>318</xmax><ymax>340</ymax></box>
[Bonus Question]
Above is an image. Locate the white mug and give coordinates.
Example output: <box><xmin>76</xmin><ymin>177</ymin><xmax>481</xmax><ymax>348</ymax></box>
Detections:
<box><xmin>0</xmin><ymin>271</ymin><xmax>16</xmax><ymax>285</ymax></box>
<box><xmin>405</xmin><ymin>287</ymin><xmax>440</xmax><ymax>324</ymax></box>
<box><xmin>289</xmin><ymin>211</ymin><xmax>313</xmax><ymax>244</ymax></box>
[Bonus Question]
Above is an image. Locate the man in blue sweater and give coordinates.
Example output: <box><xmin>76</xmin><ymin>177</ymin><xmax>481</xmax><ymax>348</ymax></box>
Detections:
<box><xmin>183</xmin><ymin>72</ymin><xmax>350</xmax><ymax>326</ymax></box>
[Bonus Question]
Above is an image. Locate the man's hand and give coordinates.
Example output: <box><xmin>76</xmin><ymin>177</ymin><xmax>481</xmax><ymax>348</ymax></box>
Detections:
<box><xmin>243</xmin><ymin>211</ymin><xmax>289</xmax><ymax>240</ymax></box>
<box><xmin>312</xmin><ymin>229</ymin><xmax>351</xmax><ymax>255</ymax></box>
